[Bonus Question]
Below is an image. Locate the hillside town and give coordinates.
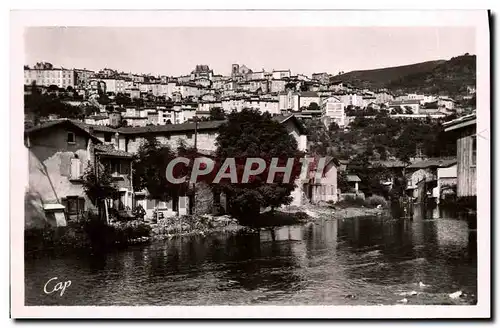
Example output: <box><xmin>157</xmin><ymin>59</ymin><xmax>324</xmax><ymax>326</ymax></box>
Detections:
<box><xmin>24</xmin><ymin>60</ymin><xmax>477</xmax><ymax>227</ymax></box>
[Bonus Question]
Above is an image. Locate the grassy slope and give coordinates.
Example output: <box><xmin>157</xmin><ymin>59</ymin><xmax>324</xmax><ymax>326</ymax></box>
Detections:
<box><xmin>335</xmin><ymin>54</ymin><xmax>476</xmax><ymax>96</ymax></box>
<box><xmin>335</xmin><ymin>60</ymin><xmax>446</xmax><ymax>90</ymax></box>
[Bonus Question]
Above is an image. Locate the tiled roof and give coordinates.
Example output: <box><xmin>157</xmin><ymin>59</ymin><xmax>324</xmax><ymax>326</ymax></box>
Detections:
<box><xmin>347</xmin><ymin>174</ymin><xmax>361</xmax><ymax>182</ymax></box>
<box><xmin>371</xmin><ymin>160</ymin><xmax>408</xmax><ymax>168</ymax></box>
<box><xmin>390</xmin><ymin>100</ymin><xmax>421</xmax><ymax>105</ymax></box>
<box><xmin>406</xmin><ymin>157</ymin><xmax>457</xmax><ymax>169</ymax></box>
<box><xmin>117</xmin><ymin>120</ymin><xmax>226</xmax><ymax>134</ymax></box>
<box><xmin>300</xmin><ymin>91</ymin><xmax>319</xmax><ymax>98</ymax></box>
<box><xmin>25</xmin><ymin>119</ymin><xmax>102</xmax><ymax>143</ymax></box>
<box><xmin>443</xmin><ymin>112</ymin><xmax>476</xmax><ymax>132</ymax></box>
<box><xmin>272</xmin><ymin>114</ymin><xmax>307</xmax><ymax>135</ymax></box>
<box><xmin>71</xmin><ymin>120</ymin><xmax>118</xmax><ymax>133</ymax></box>
<box><xmin>94</xmin><ymin>144</ymin><xmax>133</xmax><ymax>158</ymax></box>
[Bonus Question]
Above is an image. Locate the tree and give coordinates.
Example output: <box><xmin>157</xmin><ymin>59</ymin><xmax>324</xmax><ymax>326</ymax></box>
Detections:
<box><xmin>98</xmin><ymin>94</ymin><xmax>111</xmax><ymax>106</ymax></box>
<box><xmin>115</xmin><ymin>92</ymin><xmax>131</xmax><ymax>106</ymax></box>
<box><xmin>308</xmin><ymin>102</ymin><xmax>320</xmax><ymax>111</ymax></box>
<box><xmin>215</xmin><ymin>109</ymin><xmax>304</xmax><ymax>221</ymax></box>
<box><xmin>132</xmin><ymin>98</ymin><xmax>144</xmax><ymax>107</ymax></box>
<box><xmin>405</xmin><ymin>106</ymin><xmax>414</xmax><ymax>114</ymax></box>
<box><xmin>82</xmin><ymin>163</ymin><xmax>118</xmax><ymax>219</ymax></box>
<box><xmin>328</xmin><ymin>122</ymin><xmax>340</xmax><ymax>132</ymax></box>
<box><xmin>285</xmin><ymin>82</ymin><xmax>297</xmax><ymax>91</ymax></box>
<box><xmin>209</xmin><ymin>107</ymin><xmax>226</xmax><ymax>121</ymax></box>
<box><xmin>338</xmin><ymin>171</ymin><xmax>351</xmax><ymax>193</ymax></box>
<box><xmin>132</xmin><ymin>136</ymin><xmax>191</xmax><ymax>202</ymax></box>
<box><xmin>48</xmin><ymin>85</ymin><xmax>59</xmax><ymax>92</ymax></box>
<box><xmin>392</xmin><ymin>106</ymin><xmax>403</xmax><ymax>115</ymax></box>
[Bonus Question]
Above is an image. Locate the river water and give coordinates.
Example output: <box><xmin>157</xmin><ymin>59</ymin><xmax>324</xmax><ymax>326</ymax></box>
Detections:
<box><xmin>25</xmin><ymin>210</ymin><xmax>477</xmax><ymax>306</ymax></box>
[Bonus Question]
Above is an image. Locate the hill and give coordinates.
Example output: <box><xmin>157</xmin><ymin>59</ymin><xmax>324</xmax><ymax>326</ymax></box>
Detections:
<box><xmin>386</xmin><ymin>54</ymin><xmax>476</xmax><ymax>96</ymax></box>
<box><xmin>335</xmin><ymin>54</ymin><xmax>476</xmax><ymax>96</ymax></box>
<box><xmin>335</xmin><ymin>59</ymin><xmax>446</xmax><ymax>90</ymax></box>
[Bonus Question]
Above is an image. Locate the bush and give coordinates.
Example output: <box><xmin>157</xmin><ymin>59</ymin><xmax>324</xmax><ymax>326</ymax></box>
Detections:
<box><xmin>365</xmin><ymin>195</ymin><xmax>389</xmax><ymax>208</ymax></box>
<box><xmin>341</xmin><ymin>194</ymin><xmax>367</xmax><ymax>207</ymax></box>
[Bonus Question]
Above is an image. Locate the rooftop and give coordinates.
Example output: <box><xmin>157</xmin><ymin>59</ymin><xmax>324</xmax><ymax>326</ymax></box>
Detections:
<box><xmin>443</xmin><ymin>112</ymin><xmax>476</xmax><ymax>132</ymax></box>
<box><xmin>406</xmin><ymin>157</ymin><xmax>457</xmax><ymax>169</ymax></box>
<box><xmin>117</xmin><ymin>120</ymin><xmax>226</xmax><ymax>134</ymax></box>
<box><xmin>300</xmin><ymin>91</ymin><xmax>319</xmax><ymax>98</ymax></box>
<box><xmin>94</xmin><ymin>144</ymin><xmax>134</xmax><ymax>158</ymax></box>
<box><xmin>347</xmin><ymin>174</ymin><xmax>361</xmax><ymax>182</ymax></box>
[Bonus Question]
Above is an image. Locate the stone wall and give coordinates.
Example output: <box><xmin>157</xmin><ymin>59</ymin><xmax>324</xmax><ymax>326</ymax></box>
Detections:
<box><xmin>194</xmin><ymin>182</ymin><xmax>214</xmax><ymax>215</ymax></box>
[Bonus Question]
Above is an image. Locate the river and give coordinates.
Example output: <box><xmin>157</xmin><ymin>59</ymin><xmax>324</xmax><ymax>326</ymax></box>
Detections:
<box><xmin>25</xmin><ymin>209</ymin><xmax>477</xmax><ymax>306</ymax></box>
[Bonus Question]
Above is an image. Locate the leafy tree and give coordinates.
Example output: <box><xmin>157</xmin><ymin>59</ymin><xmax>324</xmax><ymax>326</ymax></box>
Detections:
<box><xmin>215</xmin><ymin>109</ymin><xmax>304</xmax><ymax>221</ymax></box>
<box><xmin>83</xmin><ymin>105</ymin><xmax>99</xmax><ymax>117</ymax></box>
<box><xmin>98</xmin><ymin>94</ymin><xmax>111</xmax><ymax>106</ymax></box>
<box><xmin>308</xmin><ymin>102</ymin><xmax>320</xmax><ymax>111</ymax></box>
<box><xmin>328</xmin><ymin>121</ymin><xmax>340</xmax><ymax>132</ymax></box>
<box><xmin>82</xmin><ymin>163</ymin><xmax>118</xmax><ymax>219</ymax></box>
<box><xmin>391</xmin><ymin>106</ymin><xmax>403</xmax><ymax>115</ymax></box>
<box><xmin>48</xmin><ymin>85</ymin><xmax>59</xmax><ymax>92</ymax></box>
<box><xmin>115</xmin><ymin>92</ymin><xmax>131</xmax><ymax>106</ymax></box>
<box><xmin>337</xmin><ymin>171</ymin><xmax>351</xmax><ymax>192</ymax></box>
<box><xmin>132</xmin><ymin>136</ymin><xmax>191</xmax><ymax>202</ymax></box>
<box><xmin>285</xmin><ymin>82</ymin><xmax>297</xmax><ymax>91</ymax></box>
<box><xmin>24</xmin><ymin>83</ymin><xmax>83</xmax><ymax>120</ymax></box>
<box><xmin>209</xmin><ymin>107</ymin><xmax>226</xmax><ymax>120</ymax></box>
<box><xmin>132</xmin><ymin>98</ymin><xmax>144</xmax><ymax>107</ymax></box>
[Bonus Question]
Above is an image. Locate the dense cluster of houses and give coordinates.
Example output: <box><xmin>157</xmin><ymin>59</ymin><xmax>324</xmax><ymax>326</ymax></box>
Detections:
<box><xmin>24</xmin><ymin>62</ymin><xmax>477</xmax><ymax>228</ymax></box>
<box><xmin>24</xmin><ymin>110</ymin><xmax>476</xmax><ymax>230</ymax></box>
<box><xmin>24</xmin><ymin>113</ymin><xmax>344</xmax><ymax>228</ymax></box>
<box><xmin>24</xmin><ymin>62</ymin><xmax>474</xmax><ymax>130</ymax></box>
<box><xmin>339</xmin><ymin>112</ymin><xmax>477</xmax><ymax>208</ymax></box>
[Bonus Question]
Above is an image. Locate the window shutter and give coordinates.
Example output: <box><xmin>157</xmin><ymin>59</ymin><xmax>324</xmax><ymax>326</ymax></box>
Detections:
<box><xmin>60</xmin><ymin>153</ymin><xmax>72</xmax><ymax>177</ymax></box>
<box><xmin>71</xmin><ymin>158</ymin><xmax>81</xmax><ymax>179</ymax></box>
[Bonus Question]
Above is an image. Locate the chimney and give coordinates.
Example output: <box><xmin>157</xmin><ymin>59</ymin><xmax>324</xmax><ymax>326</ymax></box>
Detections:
<box><xmin>114</xmin><ymin>132</ymin><xmax>120</xmax><ymax>150</ymax></box>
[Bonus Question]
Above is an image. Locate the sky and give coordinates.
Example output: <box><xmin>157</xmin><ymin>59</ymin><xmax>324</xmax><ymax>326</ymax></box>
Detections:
<box><xmin>24</xmin><ymin>27</ymin><xmax>475</xmax><ymax>77</ymax></box>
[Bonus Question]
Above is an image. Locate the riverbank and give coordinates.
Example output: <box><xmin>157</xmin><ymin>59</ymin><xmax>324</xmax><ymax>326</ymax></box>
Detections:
<box><xmin>280</xmin><ymin>203</ymin><xmax>388</xmax><ymax>221</ymax></box>
<box><xmin>25</xmin><ymin>203</ymin><xmax>388</xmax><ymax>255</ymax></box>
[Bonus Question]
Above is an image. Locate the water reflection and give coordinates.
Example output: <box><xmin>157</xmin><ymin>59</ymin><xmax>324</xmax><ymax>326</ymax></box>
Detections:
<box><xmin>25</xmin><ymin>210</ymin><xmax>477</xmax><ymax>306</ymax></box>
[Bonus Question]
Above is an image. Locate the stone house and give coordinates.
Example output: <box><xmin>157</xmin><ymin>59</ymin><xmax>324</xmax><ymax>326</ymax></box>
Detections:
<box><xmin>305</xmin><ymin>156</ymin><xmax>339</xmax><ymax>204</ymax></box>
<box><xmin>25</xmin><ymin>120</ymin><xmax>136</xmax><ymax>228</ymax></box>
<box><xmin>25</xmin><ymin>120</ymin><xmax>100</xmax><ymax>228</ymax></box>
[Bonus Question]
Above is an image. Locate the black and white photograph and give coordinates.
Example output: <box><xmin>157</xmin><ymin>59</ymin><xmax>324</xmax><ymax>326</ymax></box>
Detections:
<box><xmin>9</xmin><ymin>9</ymin><xmax>491</xmax><ymax>319</ymax></box>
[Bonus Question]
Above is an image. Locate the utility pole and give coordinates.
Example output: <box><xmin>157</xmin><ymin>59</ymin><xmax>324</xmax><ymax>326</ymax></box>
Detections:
<box><xmin>192</xmin><ymin>116</ymin><xmax>198</xmax><ymax>215</ymax></box>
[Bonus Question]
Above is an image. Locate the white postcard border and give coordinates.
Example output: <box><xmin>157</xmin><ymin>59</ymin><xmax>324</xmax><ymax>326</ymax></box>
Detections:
<box><xmin>10</xmin><ymin>9</ymin><xmax>490</xmax><ymax>319</ymax></box>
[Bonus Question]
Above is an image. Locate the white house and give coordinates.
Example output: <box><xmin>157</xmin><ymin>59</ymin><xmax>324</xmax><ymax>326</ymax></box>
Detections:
<box><xmin>299</xmin><ymin>91</ymin><xmax>320</xmax><ymax>109</ymax></box>
<box><xmin>321</xmin><ymin>96</ymin><xmax>346</xmax><ymax>127</ymax></box>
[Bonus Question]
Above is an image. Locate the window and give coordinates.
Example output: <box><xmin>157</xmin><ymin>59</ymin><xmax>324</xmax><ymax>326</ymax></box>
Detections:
<box><xmin>70</xmin><ymin>158</ymin><xmax>82</xmax><ymax>180</ymax></box>
<box><xmin>67</xmin><ymin>132</ymin><xmax>75</xmax><ymax>144</ymax></box>
<box><xmin>119</xmin><ymin>160</ymin><xmax>130</xmax><ymax>175</ymax></box>
<box><xmin>471</xmin><ymin>136</ymin><xmax>477</xmax><ymax>166</ymax></box>
<box><xmin>104</xmin><ymin>133</ymin><xmax>112</xmax><ymax>142</ymax></box>
<box><xmin>111</xmin><ymin>160</ymin><xmax>121</xmax><ymax>175</ymax></box>
<box><xmin>62</xmin><ymin>196</ymin><xmax>85</xmax><ymax>216</ymax></box>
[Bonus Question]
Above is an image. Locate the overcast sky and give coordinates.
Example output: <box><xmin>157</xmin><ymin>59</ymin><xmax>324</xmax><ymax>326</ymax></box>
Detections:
<box><xmin>24</xmin><ymin>27</ymin><xmax>475</xmax><ymax>77</ymax></box>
